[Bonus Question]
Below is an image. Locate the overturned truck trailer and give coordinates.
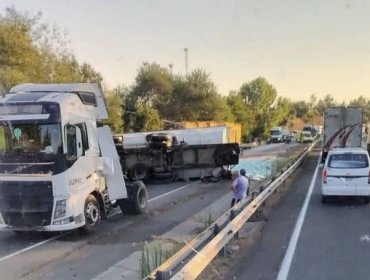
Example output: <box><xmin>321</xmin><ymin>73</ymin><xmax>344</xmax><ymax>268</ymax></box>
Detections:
<box><xmin>114</xmin><ymin>126</ymin><xmax>240</xmax><ymax>181</ymax></box>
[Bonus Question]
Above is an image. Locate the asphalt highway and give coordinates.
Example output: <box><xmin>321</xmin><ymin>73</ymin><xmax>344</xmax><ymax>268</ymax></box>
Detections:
<box><xmin>230</xmin><ymin>146</ymin><xmax>370</xmax><ymax>280</ymax></box>
<box><xmin>0</xmin><ymin>142</ymin><xmax>305</xmax><ymax>280</ymax></box>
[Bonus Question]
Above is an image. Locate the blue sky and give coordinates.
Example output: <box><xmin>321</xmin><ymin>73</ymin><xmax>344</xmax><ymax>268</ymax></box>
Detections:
<box><xmin>1</xmin><ymin>0</ymin><xmax>370</xmax><ymax>102</ymax></box>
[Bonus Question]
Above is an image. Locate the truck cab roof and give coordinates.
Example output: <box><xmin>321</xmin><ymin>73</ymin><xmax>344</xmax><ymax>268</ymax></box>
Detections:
<box><xmin>6</xmin><ymin>83</ymin><xmax>108</xmax><ymax>120</ymax></box>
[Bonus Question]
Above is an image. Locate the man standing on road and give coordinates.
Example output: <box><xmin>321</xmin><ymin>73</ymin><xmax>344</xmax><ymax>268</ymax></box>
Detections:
<box><xmin>240</xmin><ymin>168</ymin><xmax>250</xmax><ymax>197</ymax></box>
<box><xmin>230</xmin><ymin>170</ymin><xmax>248</xmax><ymax>207</ymax></box>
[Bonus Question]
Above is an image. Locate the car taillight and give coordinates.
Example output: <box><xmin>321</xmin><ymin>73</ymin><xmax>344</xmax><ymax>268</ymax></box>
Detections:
<box><xmin>323</xmin><ymin>169</ymin><xmax>328</xmax><ymax>184</ymax></box>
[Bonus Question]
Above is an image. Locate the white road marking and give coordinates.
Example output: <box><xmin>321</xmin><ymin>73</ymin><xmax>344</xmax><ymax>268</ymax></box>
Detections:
<box><xmin>276</xmin><ymin>155</ymin><xmax>321</xmax><ymax>280</ymax></box>
<box><xmin>360</xmin><ymin>234</ymin><xmax>370</xmax><ymax>243</ymax></box>
<box><xmin>0</xmin><ymin>183</ymin><xmax>192</xmax><ymax>262</ymax></box>
<box><xmin>148</xmin><ymin>183</ymin><xmax>191</xmax><ymax>203</ymax></box>
<box><xmin>0</xmin><ymin>232</ymin><xmax>69</xmax><ymax>263</ymax></box>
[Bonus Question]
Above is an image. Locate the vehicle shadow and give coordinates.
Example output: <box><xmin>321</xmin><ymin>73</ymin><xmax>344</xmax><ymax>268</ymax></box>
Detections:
<box><xmin>322</xmin><ymin>196</ymin><xmax>369</xmax><ymax>206</ymax></box>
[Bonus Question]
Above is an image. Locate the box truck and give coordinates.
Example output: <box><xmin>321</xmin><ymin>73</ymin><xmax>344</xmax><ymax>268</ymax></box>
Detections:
<box><xmin>322</xmin><ymin>107</ymin><xmax>363</xmax><ymax>163</ymax></box>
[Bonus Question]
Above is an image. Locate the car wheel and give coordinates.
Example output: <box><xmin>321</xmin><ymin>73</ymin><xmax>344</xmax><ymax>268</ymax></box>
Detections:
<box><xmin>364</xmin><ymin>197</ymin><xmax>370</xmax><ymax>204</ymax></box>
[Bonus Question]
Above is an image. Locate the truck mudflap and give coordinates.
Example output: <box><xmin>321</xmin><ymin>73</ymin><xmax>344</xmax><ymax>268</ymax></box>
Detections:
<box><xmin>0</xmin><ymin>181</ymin><xmax>53</xmax><ymax>227</ymax></box>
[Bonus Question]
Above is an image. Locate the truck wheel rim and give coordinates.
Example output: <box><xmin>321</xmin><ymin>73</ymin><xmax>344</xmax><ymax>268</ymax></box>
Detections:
<box><xmin>86</xmin><ymin>202</ymin><xmax>99</xmax><ymax>224</ymax></box>
<box><xmin>134</xmin><ymin>166</ymin><xmax>147</xmax><ymax>180</ymax></box>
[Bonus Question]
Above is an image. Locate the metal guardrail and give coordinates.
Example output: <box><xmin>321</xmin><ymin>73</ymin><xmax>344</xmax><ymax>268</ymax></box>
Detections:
<box><xmin>145</xmin><ymin>142</ymin><xmax>316</xmax><ymax>280</ymax></box>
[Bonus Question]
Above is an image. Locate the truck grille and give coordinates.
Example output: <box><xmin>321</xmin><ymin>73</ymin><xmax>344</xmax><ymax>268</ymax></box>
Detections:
<box><xmin>0</xmin><ymin>181</ymin><xmax>53</xmax><ymax>227</ymax></box>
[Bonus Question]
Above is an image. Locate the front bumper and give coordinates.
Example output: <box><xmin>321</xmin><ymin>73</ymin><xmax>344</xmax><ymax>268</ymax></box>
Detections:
<box><xmin>0</xmin><ymin>217</ymin><xmax>83</xmax><ymax>232</ymax></box>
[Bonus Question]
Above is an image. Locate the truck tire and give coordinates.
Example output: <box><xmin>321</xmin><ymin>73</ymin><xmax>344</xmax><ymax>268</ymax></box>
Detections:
<box><xmin>80</xmin><ymin>194</ymin><xmax>101</xmax><ymax>234</ymax></box>
<box><xmin>130</xmin><ymin>163</ymin><xmax>149</xmax><ymax>181</ymax></box>
<box><xmin>119</xmin><ymin>181</ymin><xmax>148</xmax><ymax>215</ymax></box>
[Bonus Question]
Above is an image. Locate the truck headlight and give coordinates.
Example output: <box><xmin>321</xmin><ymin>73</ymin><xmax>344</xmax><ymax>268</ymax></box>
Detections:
<box><xmin>54</xmin><ymin>199</ymin><xmax>67</xmax><ymax>219</ymax></box>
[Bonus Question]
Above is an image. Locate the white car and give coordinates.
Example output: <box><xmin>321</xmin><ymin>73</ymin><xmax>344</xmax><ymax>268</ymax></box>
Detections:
<box><xmin>321</xmin><ymin>148</ymin><xmax>370</xmax><ymax>203</ymax></box>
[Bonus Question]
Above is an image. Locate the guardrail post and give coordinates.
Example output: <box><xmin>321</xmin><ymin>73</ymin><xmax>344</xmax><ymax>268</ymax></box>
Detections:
<box><xmin>230</xmin><ymin>210</ymin><xmax>239</xmax><ymax>239</ymax></box>
<box><xmin>213</xmin><ymin>223</ymin><xmax>219</xmax><ymax>236</ymax></box>
<box><xmin>156</xmin><ymin>270</ymin><xmax>171</xmax><ymax>280</ymax></box>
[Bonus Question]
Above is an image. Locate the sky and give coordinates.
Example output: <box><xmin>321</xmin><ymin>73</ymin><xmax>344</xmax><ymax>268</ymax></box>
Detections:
<box><xmin>1</xmin><ymin>0</ymin><xmax>370</xmax><ymax>102</ymax></box>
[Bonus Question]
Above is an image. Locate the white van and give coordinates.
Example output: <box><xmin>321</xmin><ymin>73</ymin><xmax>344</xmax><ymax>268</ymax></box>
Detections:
<box><xmin>321</xmin><ymin>148</ymin><xmax>370</xmax><ymax>203</ymax></box>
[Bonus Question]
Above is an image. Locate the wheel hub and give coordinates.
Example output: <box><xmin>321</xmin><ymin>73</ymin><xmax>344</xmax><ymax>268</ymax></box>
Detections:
<box><xmin>86</xmin><ymin>202</ymin><xmax>99</xmax><ymax>224</ymax></box>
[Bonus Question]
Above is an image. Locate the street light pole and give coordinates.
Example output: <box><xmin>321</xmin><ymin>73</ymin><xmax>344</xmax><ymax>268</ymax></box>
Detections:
<box><xmin>184</xmin><ymin>48</ymin><xmax>188</xmax><ymax>77</ymax></box>
<box><xmin>169</xmin><ymin>63</ymin><xmax>173</xmax><ymax>75</ymax></box>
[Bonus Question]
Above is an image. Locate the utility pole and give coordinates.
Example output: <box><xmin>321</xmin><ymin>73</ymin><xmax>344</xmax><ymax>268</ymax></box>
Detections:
<box><xmin>169</xmin><ymin>63</ymin><xmax>173</xmax><ymax>75</ymax></box>
<box><xmin>184</xmin><ymin>48</ymin><xmax>188</xmax><ymax>77</ymax></box>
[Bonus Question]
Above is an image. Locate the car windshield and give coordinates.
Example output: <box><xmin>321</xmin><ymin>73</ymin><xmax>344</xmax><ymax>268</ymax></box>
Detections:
<box><xmin>0</xmin><ymin>122</ymin><xmax>62</xmax><ymax>159</ymax></box>
<box><xmin>328</xmin><ymin>153</ymin><xmax>369</xmax><ymax>169</ymax></box>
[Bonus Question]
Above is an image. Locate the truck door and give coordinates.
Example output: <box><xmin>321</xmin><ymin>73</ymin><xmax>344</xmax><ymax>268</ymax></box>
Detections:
<box><xmin>97</xmin><ymin>126</ymin><xmax>127</xmax><ymax>200</ymax></box>
<box><xmin>344</xmin><ymin>107</ymin><xmax>363</xmax><ymax>148</ymax></box>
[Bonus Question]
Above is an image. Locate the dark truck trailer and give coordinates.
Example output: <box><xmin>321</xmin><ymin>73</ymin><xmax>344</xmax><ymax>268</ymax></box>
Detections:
<box><xmin>114</xmin><ymin>131</ymin><xmax>240</xmax><ymax>182</ymax></box>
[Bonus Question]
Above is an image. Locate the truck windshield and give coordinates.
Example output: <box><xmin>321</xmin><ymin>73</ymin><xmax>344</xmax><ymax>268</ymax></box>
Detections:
<box><xmin>271</xmin><ymin>131</ymin><xmax>281</xmax><ymax>136</ymax></box>
<box><xmin>0</xmin><ymin>121</ymin><xmax>62</xmax><ymax>159</ymax></box>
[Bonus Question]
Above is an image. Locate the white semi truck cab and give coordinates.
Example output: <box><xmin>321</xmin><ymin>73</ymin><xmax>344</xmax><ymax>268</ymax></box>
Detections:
<box><xmin>0</xmin><ymin>83</ymin><xmax>148</xmax><ymax>233</ymax></box>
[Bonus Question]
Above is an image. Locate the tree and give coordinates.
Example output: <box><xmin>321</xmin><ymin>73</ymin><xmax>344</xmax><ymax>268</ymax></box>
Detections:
<box><xmin>271</xmin><ymin>97</ymin><xmax>294</xmax><ymax>127</ymax></box>
<box><xmin>239</xmin><ymin>77</ymin><xmax>277</xmax><ymax>137</ymax></box>
<box><xmin>315</xmin><ymin>94</ymin><xmax>336</xmax><ymax>115</ymax></box>
<box><xmin>157</xmin><ymin>69</ymin><xmax>232</xmax><ymax>123</ymax></box>
<box><xmin>80</xmin><ymin>63</ymin><xmax>103</xmax><ymax>84</ymax></box>
<box><xmin>349</xmin><ymin>95</ymin><xmax>370</xmax><ymax>124</ymax></box>
<box><xmin>240</xmin><ymin>77</ymin><xmax>277</xmax><ymax>112</ymax></box>
<box><xmin>227</xmin><ymin>92</ymin><xmax>254</xmax><ymax>140</ymax></box>
<box><xmin>0</xmin><ymin>7</ymin><xmax>40</xmax><ymax>90</ymax></box>
<box><xmin>293</xmin><ymin>101</ymin><xmax>309</xmax><ymax>118</ymax></box>
<box><xmin>0</xmin><ymin>7</ymin><xmax>103</xmax><ymax>91</ymax></box>
<box><xmin>104</xmin><ymin>89</ymin><xmax>124</xmax><ymax>133</ymax></box>
<box><xmin>123</xmin><ymin>99</ymin><xmax>163</xmax><ymax>132</ymax></box>
<box><xmin>130</xmin><ymin>62</ymin><xmax>173</xmax><ymax>107</ymax></box>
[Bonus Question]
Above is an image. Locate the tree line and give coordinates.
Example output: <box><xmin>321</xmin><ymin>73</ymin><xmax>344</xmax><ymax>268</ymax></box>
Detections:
<box><xmin>1</xmin><ymin>7</ymin><xmax>370</xmax><ymax>141</ymax></box>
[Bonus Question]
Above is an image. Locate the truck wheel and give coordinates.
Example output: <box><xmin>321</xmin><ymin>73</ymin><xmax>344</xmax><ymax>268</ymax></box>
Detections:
<box><xmin>130</xmin><ymin>163</ymin><xmax>149</xmax><ymax>181</ymax></box>
<box><xmin>321</xmin><ymin>195</ymin><xmax>328</xmax><ymax>204</ymax></box>
<box><xmin>80</xmin><ymin>194</ymin><xmax>101</xmax><ymax>234</ymax></box>
<box><xmin>119</xmin><ymin>181</ymin><xmax>148</xmax><ymax>214</ymax></box>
